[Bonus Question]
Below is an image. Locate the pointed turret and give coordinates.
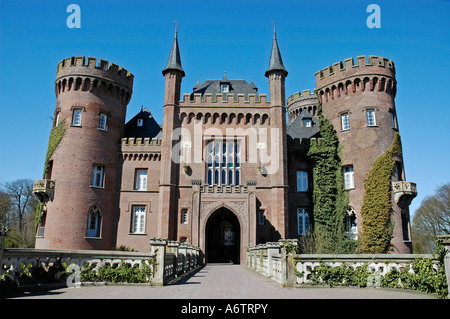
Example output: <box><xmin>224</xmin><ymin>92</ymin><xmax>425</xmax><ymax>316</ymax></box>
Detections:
<box><xmin>265</xmin><ymin>23</ymin><xmax>288</xmax><ymax>78</ymax></box>
<box><xmin>162</xmin><ymin>22</ymin><xmax>185</xmax><ymax>77</ymax></box>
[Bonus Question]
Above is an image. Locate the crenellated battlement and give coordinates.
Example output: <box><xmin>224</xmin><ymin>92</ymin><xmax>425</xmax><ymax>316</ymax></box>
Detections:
<box><xmin>121</xmin><ymin>137</ymin><xmax>162</xmax><ymax>161</ymax></box>
<box><xmin>315</xmin><ymin>55</ymin><xmax>395</xmax><ymax>89</ymax></box>
<box><xmin>314</xmin><ymin>56</ymin><xmax>397</xmax><ymax>103</ymax></box>
<box><xmin>286</xmin><ymin>89</ymin><xmax>317</xmax><ymax>104</ymax></box>
<box><xmin>286</xmin><ymin>89</ymin><xmax>319</xmax><ymax>119</ymax></box>
<box><xmin>121</xmin><ymin>137</ymin><xmax>162</xmax><ymax>147</ymax></box>
<box><xmin>179</xmin><ymin>93</ymin><xmax>270</xmax><ymax>107</ymax></box>
<box><xmin>56</xmin><ymin>56</ymin><xmax>134</xmax><ymax>90</ymax></box>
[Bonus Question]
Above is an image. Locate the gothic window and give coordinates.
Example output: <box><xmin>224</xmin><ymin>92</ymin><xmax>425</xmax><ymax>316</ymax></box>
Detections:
<box><xmin>296</xmin><ymin>171</ymin><xmax>308</xmax><ymax>192</ymax></box>
<box><xmin>346</xmin><ymin>208</ymin><xmax>358</xmax><ymax>240</ymax></box>
<box><xmin>206</xmin><ymin>140</ymin><xmax>240</xmax><ymax>186</ymax></box>
<box><xmin>343</xmin><ymin>165</ymin><xmax>354</xmax><ymax>189</ymax></box>
<box><xmin>86</xmin><ymin>205</ymin><xmax>101</xmax><ymax>238</ymax></box>
<box><xmin>131</xmin><ymin>206</ymin><xmax>146</xmax><ymax>234</ymax></box>
<box><xmin>297</xmin><ymin>208</ymin><xmax>310</xmax><ymax>236</ymax></box>
<box><xmin>91</xmin><ymin>164</ymin><xmax>104</xmax><ymax>188</ymax></box>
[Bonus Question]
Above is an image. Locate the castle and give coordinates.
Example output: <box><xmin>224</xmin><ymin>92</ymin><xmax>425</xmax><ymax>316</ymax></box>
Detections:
<box><xmin>32</xmin><ymin>26</ymin><xmax>417</xmax><ymax>263</ymax></box>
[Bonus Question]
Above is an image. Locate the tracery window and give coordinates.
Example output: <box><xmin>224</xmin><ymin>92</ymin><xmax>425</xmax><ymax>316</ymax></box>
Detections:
<box><xmin>206</xmin><ymin>140</ymin><xmax>241</xmax><ymax>186</ymax></box>
<box><xmin>86</xmin><ymin>205</ymin><xmax>101</xmax><ymax>238</ymax></box>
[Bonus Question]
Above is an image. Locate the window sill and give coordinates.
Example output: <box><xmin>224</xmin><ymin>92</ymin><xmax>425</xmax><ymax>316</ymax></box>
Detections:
<box><xmin>85</xmin><ymin>236</ymin><xmax>102</xmax><ymax>240</ymax></box>
<box><xmin>344</xmin><ymin>187</ymin><xmax>355</xmax><ymax>191</ymax></box>
<box><xmin>71</xmin><ymin>125</ymin><xmax>82</xmax><ymax>128</ymax></box>
<box><xmin>89</xmin><ymin>185</ymin><xmax>105</xmax><ymax>189</ymax></box>
<box><xmin>97</xmin><ymin>128</ymin><xmax>108</xmax><ymax>132</ymax></box>
<box><xmin>129</xmin><ymin>233</ymin><xmax>147</xmax><ymax>236</ymax></box>
<box><xmin>366</xmin><ymin>125</ymin><xmax>378</xmax><ymax>128</ymax></box>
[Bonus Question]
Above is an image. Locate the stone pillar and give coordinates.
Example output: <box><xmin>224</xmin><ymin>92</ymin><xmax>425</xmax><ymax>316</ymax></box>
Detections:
<box><xmin>179</xmin><ymin>243</ymin><xmax>188</xmax><ymax>273</ymax></box>
<box><xmin>438</xmin><ymin>235</ymin><xmax>450</xmax><ymax>298</ymax></box>
<box><xmin>267</xmin><ymin>242</ymin><xmax>281</xmax><ymax>279</ymax></box>
<box><xmin>0</xmin><ymin>227</ymin><xmax>8</xmax><ymax>271</ymax></box>
<box><xmin>279</xmin><ymin>239</ymin><xmax>299</xmax><ymax>287</ymax></box>
<box><xmin>149</xmin><ymin>238</ymin><xmax>167</xmax><ymax>286</ymax></box>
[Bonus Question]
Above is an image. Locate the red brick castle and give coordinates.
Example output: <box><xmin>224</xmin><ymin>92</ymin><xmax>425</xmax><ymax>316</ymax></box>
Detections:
<box><xmin>33</xmin><ymin>26</ymin><xmax>417</xmax><ymax>263</ymax></box>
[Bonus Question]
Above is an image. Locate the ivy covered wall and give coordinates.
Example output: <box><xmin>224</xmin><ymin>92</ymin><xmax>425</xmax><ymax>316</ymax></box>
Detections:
<box><xmin>360</xmin><ymin>132</ymin><xmax>402</xmax><ymax>253</ymax></box>
<box><xmin>307</xmin><ymin>103</ymin><xmax>352</xmax><ymax>253</ymax></box>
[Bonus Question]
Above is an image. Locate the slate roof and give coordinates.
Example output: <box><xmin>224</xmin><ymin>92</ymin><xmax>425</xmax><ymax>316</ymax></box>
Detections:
<box><xmin>265</xmin><ymin>27</ymin><xmax>288</xmax><ymax>77</ymax></box>
<box><xmin>191</xmin><ymin>73</ymin><xmax>259</xmax><ymax>100</ymax></box>
<box><xmin>162</xmin><ymin>25</ymin><xmax>185</xmax><ymax>77</ymax></box>
<box><xmin>123</xmin><ymin>107</ymin><xmax>162</xmax><ymax>139</ymax></box>
<box><xmin>287</xmin><ymin>109</ymin><xmax>321</xmax><ymax>140</ymax></box>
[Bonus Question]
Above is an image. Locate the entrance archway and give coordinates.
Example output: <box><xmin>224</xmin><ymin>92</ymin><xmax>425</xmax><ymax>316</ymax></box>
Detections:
<box><xmin>205</xmin><ymin>207</ymin><xmax>240</xmax><ymax>264</ymax></box>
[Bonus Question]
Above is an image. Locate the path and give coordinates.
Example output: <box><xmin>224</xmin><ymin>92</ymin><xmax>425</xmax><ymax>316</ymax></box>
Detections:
<box><xmin>4</xmin><ymin>264</ymin><xmax>436</xmax><ymax>299</ymax></box>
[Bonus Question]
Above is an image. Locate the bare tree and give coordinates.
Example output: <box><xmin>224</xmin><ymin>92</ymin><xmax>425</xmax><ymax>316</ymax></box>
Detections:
<box><xmin>2</xmin><ymin>179</ymin><xmax>37</xmax><ymax>247</ymax></box>
<box><xmin>0</xmin><ymin>187</ymin><xmax>11</xmax><ymax>225</ymax></box>
<box><xmin>412</xmin><ymin>183</ymin><xmax>450</xmax><ymax>253</ymax></box>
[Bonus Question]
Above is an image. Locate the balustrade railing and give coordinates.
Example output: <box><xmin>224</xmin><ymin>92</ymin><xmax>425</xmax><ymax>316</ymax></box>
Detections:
<box><xmin>247</xmin><ymin>238</ymin><xmax>450</xmax><ymax>298</ymax></box>
<box><xmin>0</xmin><ymin>239</ymin><xmax>201</xmax><ymax>288</ymax></box>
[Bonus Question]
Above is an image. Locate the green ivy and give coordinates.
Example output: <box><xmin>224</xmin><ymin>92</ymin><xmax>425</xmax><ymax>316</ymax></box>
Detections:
<box><xmin>42</xmin><ymin>119</ymin><xmax>67</xmax><ymax>178</ymax></box>
<box><xmin>308</xmin><ymin>262</ymin><xmax>372</xmax><ymax>288</ymax></box>
<box><xmin>1</xmin><ymin>259</ymin><xmax>156</xmax><ymax>290</ymax></box>
<box><xmin>307</xmin><ymin>256</ymin><xmax>448</xmax><ymax>298</ymax></box>
<box><xmin>307</xmin><ymin>102</ymin><xmax>351</xmax><ymax>253</ymax></box>
<box><xmin>360</xmin><ymin>132</ymin><xmax>402</xmax><ymax>253</ymax></box>
<box><xmin>80</xmin><ymin>260</ymin><xmax>154</xmax><ymax>284</ymax></box>
<box><xmin>34</xmin><ymin>119</ymin><xmax>67</xmax><ymax>229</ymax></box>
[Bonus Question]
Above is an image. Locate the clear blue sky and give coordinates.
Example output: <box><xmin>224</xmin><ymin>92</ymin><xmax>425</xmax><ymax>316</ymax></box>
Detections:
<box><xmin>0</xmin><ymin>0</ymin><xmax>448</xmax><ymax>218</ymax></box>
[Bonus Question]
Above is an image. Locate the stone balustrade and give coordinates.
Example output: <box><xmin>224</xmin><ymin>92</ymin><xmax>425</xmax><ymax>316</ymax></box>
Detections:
<box><xmin>149</xmin><ymin>239</ymin><xmax>201</xmax><ymax>285</ymax></box>
<box><xmin>247</xmin><ymin>238</ymin><xmax>450</xmax><ymax>295</ymax></box>
<box><xmin>0</xmin><ymin>238</ymin><xmax>201</xmax><ymax>288</ymax></box>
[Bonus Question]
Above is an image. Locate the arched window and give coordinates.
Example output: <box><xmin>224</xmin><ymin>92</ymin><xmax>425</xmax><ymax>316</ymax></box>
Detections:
<box><xmin>86</xmin><ymin>205</ymin><xmax>101</xmax><ymax>237</ymax></box>
<box><xmin>346</xmin><ymin>207</ymin><xmax>358</xmax><ymax>240</ymax></box>
<box><xmin>297</xmin><ymin>208</ymin><xmax>310</xmax><ymax>236</ymax></box>
<box><xmin>206</xmin><ymin>140</ymin><xmax>241</xmax><ymax>186</ymax></box>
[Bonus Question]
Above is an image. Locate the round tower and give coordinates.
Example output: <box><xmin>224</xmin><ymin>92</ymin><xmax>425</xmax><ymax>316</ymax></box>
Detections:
<box><xmin>35</xmin><ymin>56</ymin><xmax>133</xmax><ymax>250</ymax></box>
<box><xmin>286</xmin><ymin>89</ymin><xmax>319</xmax><ymax>123</ymax></box>
<box><xmin>315</xmin><ymin>55</ymin><xmax>415</xmax><ymax>253</ymax></box>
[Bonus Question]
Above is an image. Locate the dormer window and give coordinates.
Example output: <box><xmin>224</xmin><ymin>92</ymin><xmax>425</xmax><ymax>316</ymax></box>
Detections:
<box><xmin>221</xmin><ymin>84</ymin><xmax>229</xmax><ymax>93</ymax></box>
<box><xmin>303</xmin><ymin>119</ymin><xmax>312</xmax><ymax>127</ymax></box>
<box><xmin>137</xmin><ymin>118</ymin><xmax>144</xmax><ymax>127</ymax></box>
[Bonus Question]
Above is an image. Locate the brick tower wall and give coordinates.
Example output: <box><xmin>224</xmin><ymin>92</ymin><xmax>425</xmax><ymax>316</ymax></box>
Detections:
<box><xmin>35</xmin><ymin>56</ymin><xmax>133</xmax><ymax>250</ymax></box>
<box><xmin>315</xmin><ymin>55</ymin><xmax>411</xmax><ymax>253</ymax></box>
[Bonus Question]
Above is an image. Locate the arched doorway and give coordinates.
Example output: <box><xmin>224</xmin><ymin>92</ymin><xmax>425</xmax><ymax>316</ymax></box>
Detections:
<box><xmin>205</xmin><ymin>207</ymin><xmax>240</xmax><ymax>264</ymax></box>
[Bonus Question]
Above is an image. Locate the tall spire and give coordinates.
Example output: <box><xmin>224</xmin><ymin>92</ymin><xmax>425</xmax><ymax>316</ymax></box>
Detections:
<box><xmin>265</xmin><ymin>22</ymin><xmax>288</xmax><ymax>78</ymax></box>
<box><xmin>162</xmin><ymin>21</ymin><xmax>185</xmax><ymax>77</ymax></box>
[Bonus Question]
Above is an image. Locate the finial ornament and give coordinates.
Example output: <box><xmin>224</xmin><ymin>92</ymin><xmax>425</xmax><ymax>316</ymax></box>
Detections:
<box><xmin>173</xmin><ymin>20</ymin><xmax>179</xmax><ymax>38</ymax></box>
